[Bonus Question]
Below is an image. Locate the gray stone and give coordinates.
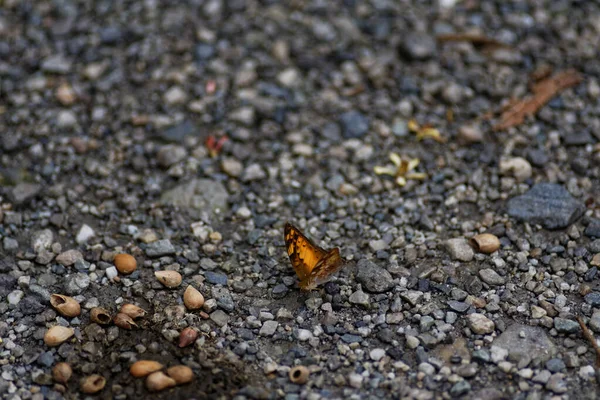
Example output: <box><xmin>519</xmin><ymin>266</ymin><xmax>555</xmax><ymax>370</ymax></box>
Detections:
<box><xmin>447</xmin><ymin>300</ymin><xmax>470</xmax><ymax>313</ymax></box>
<box><xmin>159</xmin><ymin>120</ymin><xmax>197</xmax><ymax>143</ymax></box>
<box><xmin>31</xmin><ymin>229</ymin><xmax>54</xmax><ymax>253</ymax></box>
<box><xmin>546</xmin><ymin>373</ymin><xmax>568</xmax><ymax>394</ymax></box>
<box><xmin>259</xmin><ymin>320</ymin><xmax>278</xmax><ymax>336</ymax></box>
<box><xmin>205</xmin><ymin>271</ymin><xmax>228</xmax><ymax>286</ymax></box>
<box><xmin>478</xmin><ymin>268</ymin><xmax>505</xmax><ymax>286</ymax></box>
<box><xmin>507</xmin><ymin>183</ymin><xmax>585</xmax><ymax>229</ymax></box>
<box><xmin>585</xmin><ymin>219</ymin><xmax>600</xmax><ymax>238</ymax></box>
<box><xmin>445</xmin><ymin>238</ymin><xmax>474</xmax><ymax>262</ymax></box>
<box><xmin>10</xmin><ymin>183</ymin><xmax>41</xmax><ymax>205</ymax></box>
<box><xmin>467</xmin><ymin>313</ymin><xmax>495</xmax><ymax>334</ymax></box>
<box><xmin>242</xmin><ymin>164</ymin><xmax>266</xmax><ymax>182</ymax></box>
<box><xmin>585</xmin><ymin>292</ymin><xmax>600</xmax><ymax>307</ymax></box>
<box><xmin>401</xmin><ymin>32</ymin><xmax>437</xmax><ymax>60</ymax></box>
<box><xmin>554</xmin><ymin>318</ymin><xmax>580</xmax><ymax>334</ymax></box>
<box><xmin>339</xmin><ymin>111</ymin><xmax>369</xmax><ymax>139</ymax></box>
<box><xmin>64</xmin><ymin>273</ymin><xmax>91</xmax><ymax>295</ymax></box>
<box><xmin>349</xmin><ymin>290</ymin><xmax>369</xmax><ymax>306</ymax></box>
<box><xmin>41</xmin><ymin>55</ymin><xmax>72</xmax><ymax>74</ymax></box>
<box><xmin>212</xmin><ymin>287</ymin><xmax>234</xmax><ymax>312</ymax></box>
<box><xmin>145</xmin><ymin>239</ymin><xmax>175</xmax><ymax>257</ymax></box>
<box><xmin>210</xmin><ymin>310</ymin><xmax>229</xmax><ymax>327</ymax></box>
<box><xmin>3</xmin><ymin>237</ymin><xmax>19</xmax><ymax>252</ymax></box>
<box><xmin>355</xmin><ymin>259</ymin><xmax>394</xmax><ymax>293</ymax></box>
<box><xmin>546</xmin><ymin>358</ymin><xmax>566</xmax><ymax>372</ymax></box>
<box><xmin>76</xmin><ymin>224</ymin><xmax>95</xmax><ymax>244</ymax></box>
<box><xmin>449</xmin><ymin>380</ymin><xmax>471</xmax><ymax>397</ymax></box>
<box><xmin>590</xmin><ymin>310</ymin><xmax>600</xmax><ymax>333</ymax></box>
<box><xmin>161</xmin><ymin>179</ymin><xmax>228</xmax><ymax>215</ymax></box>
<box><xmin>55</xmin><ymin>249</ymin><xmax>83</xmax><ymax>266</ymax></box>
<box><xmin>157</xmin><ymin>145</ymin><xmax>187</xmax><ymax>167</ymax></box>
<box><xmin>493</xmin><ymin>324</ymin><xmax>556</xmax><ymax>362</ymax></box>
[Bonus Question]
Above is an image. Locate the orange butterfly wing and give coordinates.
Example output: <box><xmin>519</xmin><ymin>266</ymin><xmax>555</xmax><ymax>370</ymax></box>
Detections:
<box><xmin>284</xmin><ymin>223</ymin><xmax>343</xmax><ymax>290</ymax></box>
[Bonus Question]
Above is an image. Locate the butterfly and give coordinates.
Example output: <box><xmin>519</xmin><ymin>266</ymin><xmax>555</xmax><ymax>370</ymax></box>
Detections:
<box><xmin>284</xmin><ymin>222</ymin><xmax>344</xmax><ymax>291</ymax></box>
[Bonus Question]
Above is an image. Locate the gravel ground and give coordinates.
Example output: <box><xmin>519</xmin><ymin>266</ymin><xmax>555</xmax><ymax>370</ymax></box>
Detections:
<box><xmin>2</xmin><ymin>0</ymin><xmax>600</xmax><ymax>399</ymax></box>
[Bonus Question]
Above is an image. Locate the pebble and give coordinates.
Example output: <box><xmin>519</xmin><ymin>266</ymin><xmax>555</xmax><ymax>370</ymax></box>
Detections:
<box><xmin>259</xmin><ymin>321</ymin><xmax>278</xmax><ymax>336</ymax></box>
<box><xmin>370</xmin><ymin>348</ymin><xmax>386</xmax><ymax>361</ymax></box>
<box><xmin>554</xmin><ymin>318</ymin><xmax>580</xmax><ymax>334</ymax></box>
<box><xmin>64</xmin><ymin>273</ymin><xmax>91</xmax><ymax>295</ymax></box>
<box><xmin>355</xmin><ymin>259</ymin><xmax>394</xmax><ymax>293</ymax></box>
<box><xmin>466</xmin><ymin>313</ymin><xmax>495</xmax><ymax>334</ymax></box>
<box><xmin>507</xmin><ymin>183</ymin><xmax>585</xmax><ymax>229</ymax></box>
<box><xmin>76</xmin><ymin>224</ymin><xmax>96</xmax><ymax>244</ymax></box>
<box><xmin>145</xmin><ymin>240</ymin><xmax>176</xmax><ymax>257</ymax></box>
<box><xmin>349</xmin><ymin>290</ymin><xmax>369</xmax><ymax>306</ymax></box>
<box><xmin>478</xmin><ymin>268</ymin><xmax>505</xmax><ymax>286</ymax></box>
<box><xmin>401</xmin><ymin>32</ymin><xmax>436</xmax><ymax>60</ymax></box>
<box><xmin>339</xmin><ymin>111</ymin><xmax>369</xmax><ymax>139</ymax></box>
<box><xmin>210</xmin><ymin>310</ymin><xmax>229</xmax><ymax>327</ymax></box>
<box><xmin>105</xmin><ymin>267</ymin><xmax>118</xmax><ymax>280</ymax></box>
<box><xmin>7</xmin><ymin>290</ymin><xmax>24</xmax><ymax>305</ymax></box>
<box><xmin>56</xmin><ymin>250</ymin><xmax>83</xmax><ymax>266</ymax></box>
<box><xmin>445</xmin><ymin>238</ymin><xmax>474</xmax><ymax>262</ymax></box>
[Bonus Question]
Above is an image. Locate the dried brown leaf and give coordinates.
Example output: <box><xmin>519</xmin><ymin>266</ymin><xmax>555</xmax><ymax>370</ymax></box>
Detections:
<box><xmin>493</xmin><ymin>69</ymin><xmax>583</xmax><ymax>131</ymax></box>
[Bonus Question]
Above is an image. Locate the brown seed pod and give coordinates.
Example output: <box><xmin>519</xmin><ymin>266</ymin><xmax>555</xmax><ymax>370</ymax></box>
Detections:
<box><xmin>183</xmin><ymin>285</ymin><xmax>204</xmax><ymax>310</ymax></box>
<box><xmin>120</xmin><ymin>303</ymin><xmax>146</xmax><ymax>319</ymax></box>
<box><xmin>90</xmin><ymin>307</ymin><xmax>112</xmax><ymax>325</ymax></box>
<box><xmin>470</xmin><ymin>233</ymin><xmax>501</xmax><ymax>254</ymax></box>
<box><xmin>44</xmin><ymin>326</ymin><xmax>75</xmax><ymax>347</ymax></box>
<box><xmin>167</xmin><ymin>365</ymin><xmax>194</xmax><ymax>385</ymax></box>
<box><xmin>114</xmin><ymin>253</ymin><xmax>137</xmax><ymax>274</ymax></box>
<box><xmin>155</xmin><ymin>271</ymin><xmax>182</xmax><ymax>288</ymax></box>
<box><xmin>113</xmin><ymin>313</ymin><xmax>137</xmax><ymax>330</ymax></box>
<box><xmin>80</xmin><ymin>374</ymin><xmax>106</xmax><ymax>394</ymax></box>
<box><xmin>50</xmin><ymin>294</ymin><xmax>81</xmax><ymax>318</ymax></box>
<box><xmin>289</xmin><ymin>365</ymin><xmax>309</xmax><ymax>384</ymax></box>
<box><xmin>130</xmin><ymin>360</ymin><xmax>164</xmax><ymax>378</ymax></box>
<box><xmin>178</xmin><ymin>327</ymin><xmax>198</xmax><ymax>348</ymax></box>
<box><xmin>146</xmin><ymin>371</ymin><xmax>177</xmax><ymax>392</ymax></box>
<box><xmin>52</xmin><ymin>362</ymin><xmax>72</xmax><ymax>384</ymax></box>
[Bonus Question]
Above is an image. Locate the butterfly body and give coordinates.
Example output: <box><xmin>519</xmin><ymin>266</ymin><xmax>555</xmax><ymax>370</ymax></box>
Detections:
<box><xmin>284</xmin><ymin>222</ymin><xmax>343</xmax><ymax>291</ymax></box>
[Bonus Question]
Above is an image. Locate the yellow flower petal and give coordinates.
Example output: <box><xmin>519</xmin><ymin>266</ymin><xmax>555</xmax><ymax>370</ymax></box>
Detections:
<box><xmin>389</xmin><ymin>152</ymin><xmax>401</xmax><ymax>167</ymax></box>
<box><xmin>408</xmin><ymin>119</ymin><xmax>420</xmax><ymax>133</ymax></box>
<box><xmin>407</xmin><ymin>158</ymin><xmax>420</xmax><ymax>171</ymax></box>
<box><xmin>374</xmin><ymin>166</ymin><xmax>397</xmax><ymax>176</ymax></box>
<box><xmin>395</xmin><ymin>176</ymin><xmax>407</xmax><ymax>186</ymax></box>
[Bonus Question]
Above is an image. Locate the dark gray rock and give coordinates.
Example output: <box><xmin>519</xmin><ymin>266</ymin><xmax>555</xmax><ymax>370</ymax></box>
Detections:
<box><xmin>339</xmin><ymin>111</ymin><xmax>369</xmax><ymax>139</ymax></box>
<box><xmin>10</xmin><ymin>183</ymin><xmax>41</xmax><ymax>205</ymax></box>
<box><xmin>145</xmin><ymin>239</ymin><xmax>175</xmax><ymax>257</ymax></box>
<box><xmin>401</xmin><ymin>32</ymin><xmax>437</xmax><ymax>60</ymax></box>
<box><xmin>507</xmin><ymin>183</ymin><xmax>585</xmax><ymax>229</ymax></box>
<box><xmin>585</xmin><ymin>219</ymin><xmax>600</xmax><ymax>238</ymax></box>
<box><xmin>493</xmin><ymin>324</ymin><xmax>556</xmax><ymax>362</ymax></box>
<box><xmin>205</xmin><ymin>271</ymin><xmax>228</xmax><ymax>286</ymax></box>
<box><xmin>159</xmin><ymin>120</ymin><xmax>198</xmax><ymax>143</ymax></box>
<box><xmin>355</xmin><ymin>259</ymin><xmax>394</xmax><ymax>293</ymax></box>
<box><xmin>554</xmin><ymin>318</ymin><xmax>580</xmax><ymax>334</ymax></box>
<box><xmin>584</xmin><ymin>292</ymin><xmax>600</xmax><ymax>306</ymax></box>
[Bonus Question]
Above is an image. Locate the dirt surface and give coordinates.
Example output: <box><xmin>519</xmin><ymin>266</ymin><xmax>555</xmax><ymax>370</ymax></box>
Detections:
<box><xmin>2</xmin><ymin>1</ymin><xmax>600</xmax><ymax>399</ymax></box>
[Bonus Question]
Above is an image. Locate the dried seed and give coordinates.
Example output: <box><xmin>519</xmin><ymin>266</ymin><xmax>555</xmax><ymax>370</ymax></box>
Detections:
<box><xmin>166</xmin><ymin>365</ymin><xmax>194</xmax><ymax>385</ymax></box>
<box><xmin>289</xmin><ymin>365</ymin><xmax>309</xmax><ymax>384</ymax></box>
<box><xmin>120</xmin><ymin>303</ymin><xmax>146</xmax><ymax>319</ymax></box>
<box><xmin>178</xmin><ymin>327</ymin><xmax>198</xmax><ymax>348</ymax></box>
<box><xmin>52</xmin><ymin>362</ymin><xmax>72</xmax><ymax>384</ymax></box>
<box><xmin>80</xmin><ymin>374</ymin><xmax>106</xmax><ymax>394</ymax></box>
<box><xmin>44</xmin><ymin>326</ymin><xmax>75</xmax><ymax>347</ymax></box>
<box><xmin>155</xmin><ymin>271</ymin><xmax>182</xmax><ymax>288</ymax></box>
<box><xmin>130</xmin><ymin>360</ymin><xmax>164</xmax><ymax>378</ymax></box>
<box><xmin>50</xmin><ymin>294</ymin><xmax>81</xmax><ymax>318</ymax></box>
<box><xmin>470</xmin><ymin>233</ymin><xmax>501</xmax><ymax>254</ymax></box>
<box><xmin>113</xmin><ymin>313</ymin><xmax>137</xmax><ymax>330</ymax></box>
<box><xmin>90</xmin><ymin>307</ymin><xmax>112</xmax><ymax>325</ymax></box>
<box><xmin>114</xmin><ymin>253</ymin><xmax>137</xmax><ymax>274</ymax></box>
<box><xmin>183</xmin><ymin>285</ymin><xmax>204</xmax><ymax>310</ymax></box>
<box><xmin>146</xmin><ymin>371</ymin><xmax>177</xmax><ymax>392</ymax></box>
